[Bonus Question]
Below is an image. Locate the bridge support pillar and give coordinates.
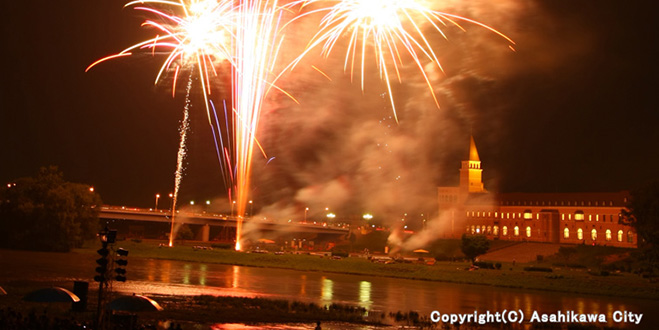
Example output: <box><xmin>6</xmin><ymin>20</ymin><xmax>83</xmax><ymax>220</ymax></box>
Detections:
<box><xmin>197</xmin><ymin>224</ymin><xmax>210</xmax><ymax>242</ymax></box>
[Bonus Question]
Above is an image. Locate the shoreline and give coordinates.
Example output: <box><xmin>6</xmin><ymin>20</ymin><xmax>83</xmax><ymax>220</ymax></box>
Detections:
<box><xmin>69</xmin><ymin>241</ymin><xmax>659</xmax><ymax>301</ymax></box>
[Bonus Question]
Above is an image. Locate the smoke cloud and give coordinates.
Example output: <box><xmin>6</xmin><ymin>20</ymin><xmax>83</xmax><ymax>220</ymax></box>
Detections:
<box><xmin>231</xmin><ymin>0</ymin><xmax>553</xmax><ymax>248</ymax></box>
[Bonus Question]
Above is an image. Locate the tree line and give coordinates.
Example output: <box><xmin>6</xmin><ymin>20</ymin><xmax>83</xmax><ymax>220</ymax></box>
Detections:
<box><xmin>0</xmin><ymin>166</ymin><xmax>102</xmax><ymax>252</ymax></box>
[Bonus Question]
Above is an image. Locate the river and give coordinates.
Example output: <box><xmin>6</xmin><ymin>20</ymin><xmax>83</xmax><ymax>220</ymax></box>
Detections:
<box><xmin>1</xmin><ymin>249</ymin><xmax>656</xmax><ymax>329</ymax></box>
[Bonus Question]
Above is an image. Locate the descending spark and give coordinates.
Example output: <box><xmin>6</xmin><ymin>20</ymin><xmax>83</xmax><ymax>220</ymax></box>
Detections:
<box><xmin>287</xmin><ymin>0</ymin><xmax>514</xmax><ymax>122</ymax></box>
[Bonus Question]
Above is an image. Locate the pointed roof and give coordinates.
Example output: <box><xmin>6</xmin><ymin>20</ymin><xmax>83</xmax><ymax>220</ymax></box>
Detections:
<box><xmin>469</xmin><ymin>136</ymin><xmax>480</xmax><ymax>161</ymax></box>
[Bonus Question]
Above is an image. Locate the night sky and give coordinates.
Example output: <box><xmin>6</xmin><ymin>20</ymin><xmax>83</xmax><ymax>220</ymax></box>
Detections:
<box><xmin>1</xmin><ymin>0</ymin><xmax>658</xmax><ymax>218</ymax></box>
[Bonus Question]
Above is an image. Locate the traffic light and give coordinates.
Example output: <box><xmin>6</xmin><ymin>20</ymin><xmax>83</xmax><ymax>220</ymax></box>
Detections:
<box><xmin>114</xmin><ymin>248</ymin><xmax>129</xmax><ymax>282</ymax></box>
<box><xmin>94</xmin><ymin>245</ymin><xmax>109</xmax><ymax>282</ymax></box>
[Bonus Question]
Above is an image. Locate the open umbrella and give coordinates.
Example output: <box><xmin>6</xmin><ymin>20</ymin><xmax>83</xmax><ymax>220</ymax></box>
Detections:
<box><xmin>107</xmin><ymin>295</ymin><xmax>163</xmax><ymax>312</ymax></box>
<box><xmin>257</xmin><ymin>238</ymin><xmax>275</xmax><ymax>244</ymax></box>
<box><xmin>23</xmin><ymin>287</ymin><xmax>80</xmax><ymax>303</ymax></box>
<box><xmin>413</xmin><ymin>249</ymin><xmax>429</xmax><ymax>253</ymax></box>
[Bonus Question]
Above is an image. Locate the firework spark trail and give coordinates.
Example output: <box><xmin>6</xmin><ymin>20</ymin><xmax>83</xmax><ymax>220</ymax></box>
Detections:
<box><xmin>169</xmin><ymin>74</ymin><xmax>193</xmax><ymax>247</ymax></box>
<box><xmin>285</xmin><ymin>0</ymin><xmax>514</xmax><ymax>121</ymax></box>
<box><xmin>232</xmin><ymin>0</ymin><xmax>284</xmax><ymax>251</ymax></box>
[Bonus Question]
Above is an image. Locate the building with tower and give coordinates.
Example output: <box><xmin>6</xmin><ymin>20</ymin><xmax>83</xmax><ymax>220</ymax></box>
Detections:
<box><xmin>438</xmin><ymin>137</ymin><xmax>637</xmax><ymax>248</ymax></box>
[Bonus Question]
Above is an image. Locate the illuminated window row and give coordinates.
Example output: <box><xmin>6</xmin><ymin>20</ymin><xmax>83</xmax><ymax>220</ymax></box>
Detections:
<box><xmin>501</xmin><ymin>200</ymin><xmax>616</xmax><ymax>207</ymax></box>
<box><xmin>562</xmin><ymin>228</ymin><xmax>633</xmax><ymax>242</ymax></box>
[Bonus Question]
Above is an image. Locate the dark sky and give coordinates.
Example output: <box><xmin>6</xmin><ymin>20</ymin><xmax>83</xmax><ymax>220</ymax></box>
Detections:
<box><xmin>1</xmin><ymin>0</ymin><xmax>658</xmax><ymax>215</ymax></box>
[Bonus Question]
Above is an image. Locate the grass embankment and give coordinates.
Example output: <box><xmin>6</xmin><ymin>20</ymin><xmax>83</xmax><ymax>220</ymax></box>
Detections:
<box><xmin>74</xmin><ymin>240</ymin><xmax>659</xmax><ymax>300</ymax></box>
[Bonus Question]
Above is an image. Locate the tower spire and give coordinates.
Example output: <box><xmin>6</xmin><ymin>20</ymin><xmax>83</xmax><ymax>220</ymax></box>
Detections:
<box><xmin>460</xmin><ymin>135</ymin><xmax>485</xmax><ymax>193</ymax></box>
<box><xmin>469</xmin><ymin>136</ymin><xmax>480</xmax><ymax>162</ymax></box>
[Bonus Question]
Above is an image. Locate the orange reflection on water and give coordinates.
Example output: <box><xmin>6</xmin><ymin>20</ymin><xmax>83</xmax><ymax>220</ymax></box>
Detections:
<box><xmin>300</xmin><ymin>275</ymin><xmax>307</xmax><ymax>296</ymax></box>
<box><xmin>232</xmin><ymin>265</ymin><xmax>240</xmax><ymax>289</ymax></box>
<box><xmin>160</xmin><ymin>260</ymin><xmax>172</xmax><ymax>283</ymax></box>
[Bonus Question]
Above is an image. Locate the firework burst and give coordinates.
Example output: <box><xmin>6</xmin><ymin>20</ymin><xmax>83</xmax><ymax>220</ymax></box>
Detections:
<box><xmin>286</xmin><ymin>0</ymin><xmax>514</xmax><ymax>121</ymax></box>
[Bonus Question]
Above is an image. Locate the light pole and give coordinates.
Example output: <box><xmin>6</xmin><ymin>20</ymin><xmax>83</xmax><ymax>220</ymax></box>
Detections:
<box><xmin>155</xmin><ymin>194</ymin><xmax>160</xmax><ymax>211</ymax></box>
<box><xmin>231</xmin><ymin>200</ymin><xmax>236</xmax><ymax>216</ymax></box>
<box><xmin>168</xmin><ymin>193</ymin><xmax>174</xmax><ymax>211</ymax></box>
<box><xmin>304</xmin><ymin>207</ymin><xmax>309</xmax><ymax>222</ymax></box>
<box><xmin>249</xmin><ymin>200</ymin><xmax>253</xmax><ymax>216</ymax></box>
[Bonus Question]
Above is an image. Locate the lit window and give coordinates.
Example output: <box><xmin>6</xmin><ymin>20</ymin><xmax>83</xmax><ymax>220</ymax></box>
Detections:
<box><xmin>591</xmin><ymin>229</ymin><xmax>597</xmax><ymax>241</ymax></box>
<box><xmin>493</xmin><ymin>226</ymin><xmax>499</xmax><ymax>236</ymax></box>
<box><xmin>495</xmin><ymin>212</ymin><xmax>498</xmax><ymax>218</ymax></box>
<box><xmin>487</xmin><ymin>226</ymin><xmax>491</xmax><ymax>235</ymax></box>
<box><xmin>482</xmin><ymin>225</ymin><xmax>486</xmax><ymax>233</ymax></box>
<box><xmin>627</xmin><ymin>231</ymin><xmax>633</xmax><ymax>243</ymax></box>
<box><xmin>526</xmin><ymin>226</ymin><xmax>531</xmax><ymax>238</ymax></box>
<box><xmin>596</xmin><ymin>214</ymin><xmax>600</xmax><ymax>221</ymax></box>
<box><xmin>617</xmin><ymin>230</ymin><xmax>623</xmax><ymax>242</ymax></box>
<box><xmin>514</xmin><ymin>226</ymin><xmax>519</xmax><ymax>237</ymax></box>
<box><xmin>536</xmin><ymin>214</ymin><xmax>540</xmax><ymax>220</ymax></box>
<box><xmin>574</xmin><ymin>211</ymin><xmax>584</xmax><ymax>221</ymax></box>
<box><xmin>562</xmin><ymin>214</ymin><xmax>565</xmax><ymax>221</ymax></box>
<box><xmin>577</xmin><ymin>228</ymin><xmax>583</xmax><ymax>240</ymax></box>
<box><xmin>569</xmin><ymin>214</ymin><xmax>572</xmax><ymax>220</ymax></box>
<box><xmin>513</xmin><ymin>213</ymin><xmax>516</xmax><ymax>219</ymax></box>
<box><xmin>524</xmin><ymin>211</ymin><xmax>532</xmax><ymax>220</ymax></box>
<box><xmin>588</xmin><ymin>215</ymin><xmax>592</xmax><ymax>221</ymax></box>
<box><xmin>605</xmin><ymin>229</ymin><xmax>611</xmax><ymax>241</ymax></box>
<box><xmin>471</xmin><ymin>226</ymin><xmax>475</xmax><ymax>234</ymax></box>
<box><xmin>564</xmin><ymin>227</ymin><xmax>570</xmax><ymax>239</ymax></box>
<box><xmin>476</xmin><ymin>228</ymin><xmax>481</xmax><ymax>234</ymax></box>
<box><xmin>503</xmin><ymin>226</ymin><xmax>508</xmax><ymax>236</ymax></box>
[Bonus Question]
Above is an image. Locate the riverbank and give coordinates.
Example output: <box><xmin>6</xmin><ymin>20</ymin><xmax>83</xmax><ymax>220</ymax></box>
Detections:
<box><xmin>74</xmin><ymin>240</ymin><xmax>659</xmax><ymax>300</ymax></box>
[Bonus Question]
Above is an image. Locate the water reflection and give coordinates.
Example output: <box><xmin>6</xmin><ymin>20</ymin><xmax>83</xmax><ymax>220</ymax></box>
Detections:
<box><xmin>200</xmin><ymin>264</ymin><xmax>207</xmax><ymax>286</ymax></box>
<box><xmin>321</xmin><ymin>277</ymin><xmax>333</xmax><ymax>303</ymax></box>
<box><xmin>299</xmin><ymin>275</ymin><xmax>307</xmax><ymax>296</ymax></box>
<box><xmin>232</xmin><ymin>265</ymin><xmax>240</xmax><ymax>289</ymax></box>
<box><xmin>359</xmin><ymin>281</ymin><xmax>372</xmax><ymax>310</ymax></box>
<box><xmin>2</xmin><ymin>250</ymin><xmax>657</xmax><ymax>328</ymax></box>
<box><xmin>182</xmin><ymin>264</ymin><xmax>191</xmax><ymax>285</ymax></box>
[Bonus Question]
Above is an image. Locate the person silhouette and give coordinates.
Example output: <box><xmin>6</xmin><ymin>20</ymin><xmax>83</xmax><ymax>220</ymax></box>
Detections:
<box><xmin>314</xmin><ymin>321</ymin><xmax>321</xmax><ymax>330</ymax></box>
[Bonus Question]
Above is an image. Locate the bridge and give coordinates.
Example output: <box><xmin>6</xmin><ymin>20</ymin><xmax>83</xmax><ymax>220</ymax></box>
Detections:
<box><xmin>99</xmin><ymin>206</ymin><xmax>350</xmax><ymax>242</ymax></box>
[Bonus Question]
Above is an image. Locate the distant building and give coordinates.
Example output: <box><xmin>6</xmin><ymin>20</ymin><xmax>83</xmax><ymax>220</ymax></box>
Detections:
<box><xmin>438</xmin><ymin>137</ymin><xmax>637</xmax><ymax>248</ymax></box>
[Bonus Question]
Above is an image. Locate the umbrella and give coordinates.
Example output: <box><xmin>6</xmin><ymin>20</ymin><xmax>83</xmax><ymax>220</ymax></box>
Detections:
<box><xmin>257</xmin><ymin>238</ymin><xmax>275</xmax><ymax>244</ymax></box>
<box><xmin>107</xmin><ymin>295</ymin><xmax>163</xmax><ymax>312</ymax></box>
<box><xmin>413</xmin><ymin>249</ymin><xmax>429</xmax><ymax>253</ymax></box>
<box><xmin>23</xmin><ymin>287</ymin><xmax>80</xmax><ymax>303</ymax></box>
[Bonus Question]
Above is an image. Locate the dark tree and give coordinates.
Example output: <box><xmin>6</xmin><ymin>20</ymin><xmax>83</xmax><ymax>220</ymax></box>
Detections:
<box><xmin>461</xmin><ymin>234</ymin><xmax>490</xmax><ymax>263</ymax></box>
<box><xmin>0</xmin><ymin>166</ymin><xmax>103</xmax><ymax>252</ymax></box>
<box><xmin>622</xmin><ymin>181</ymin><xmax>659</xmax><ymax>247</ymax></box>
<box><xmin>622</xmin><ymin>181</ymin><xmax>659</xmax><ymax>271</ymax></box>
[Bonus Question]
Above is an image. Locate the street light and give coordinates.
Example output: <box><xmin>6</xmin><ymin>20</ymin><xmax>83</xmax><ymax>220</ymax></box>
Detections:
<box><xmin>168</xmin><ymin>193</ymin><xmax>174</xmax><ymax>211</ymax></box>
<box><xmin>249</xmin><ymin>200</ymin><xmax>253</xmax><ymax>216</ymax></box>
<box><xmin>304</xmin><ymin>207</ymin><xmax>309</xmax><ymax>222</ymax></box>
<box><xmin>363</xmin><ymin>213</ymin><xmax>373</xmax><ymax>220</ymax></box>
<box><xmin>231</xmin><ymin>200</ymin><xmax>236</xmax><ymax>216</ymax></box>
<box><xmin>155</xmin><ymin>194</ymin><xmax>160</xmax><ymax>211</ymax></box>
